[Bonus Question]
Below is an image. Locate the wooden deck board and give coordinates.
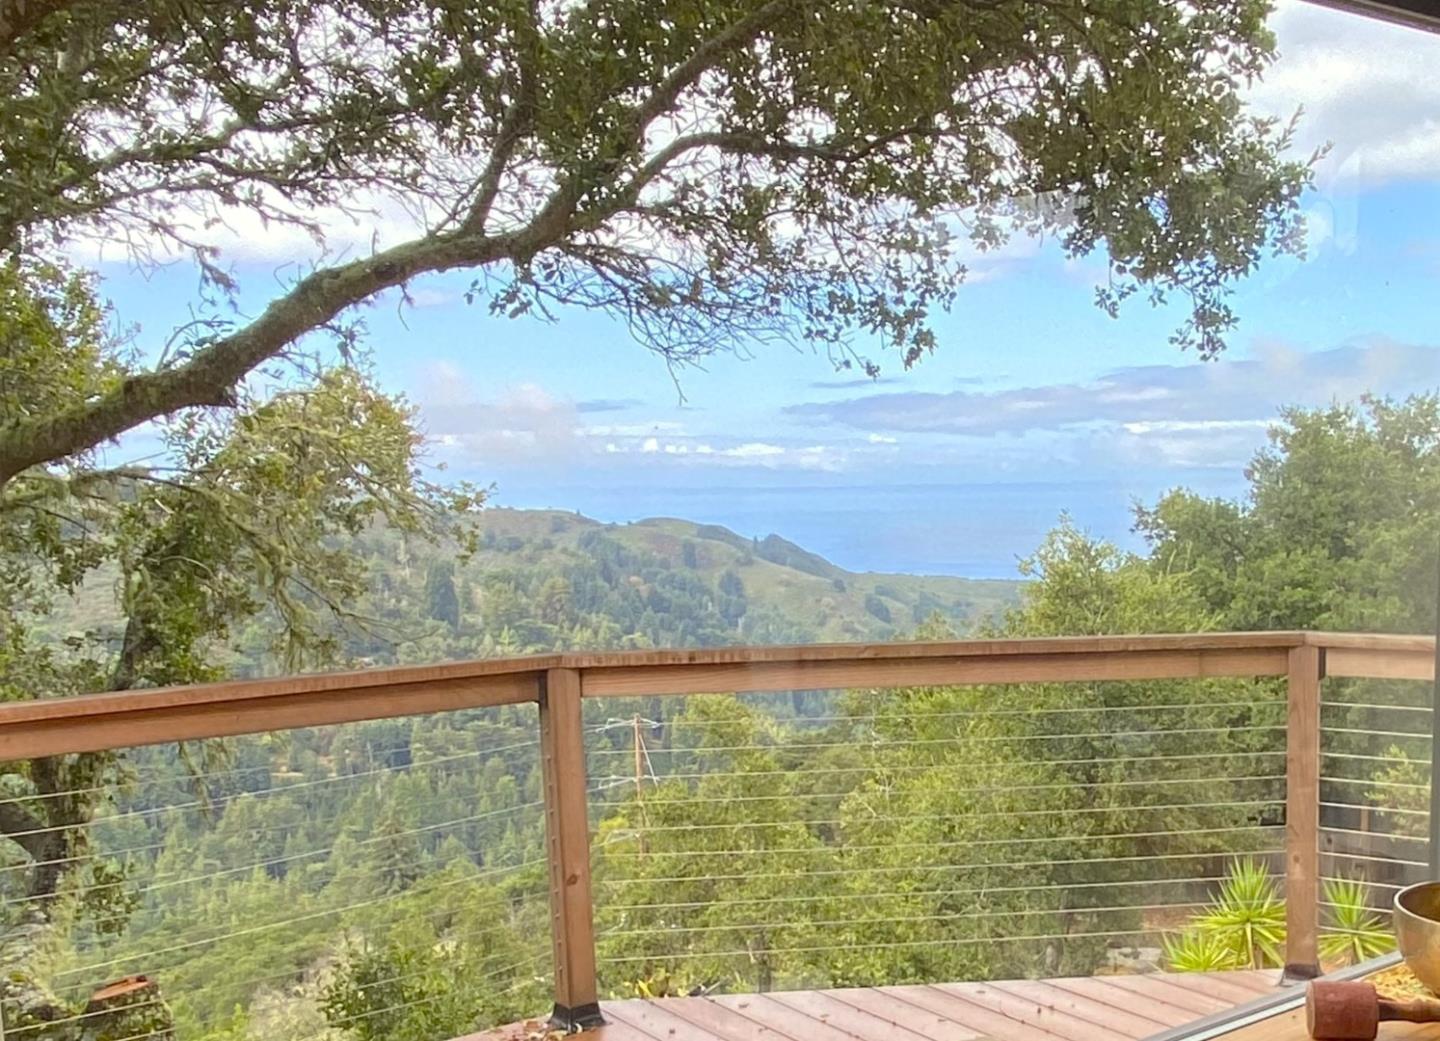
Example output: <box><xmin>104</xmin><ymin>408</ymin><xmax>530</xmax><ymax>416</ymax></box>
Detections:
<box><xmin>712</xmin><ymin>993</ymin><xmax>893</xmax><ymax>1041</ymax></box>
<box><xmin>819</xmin><ymin>988</ymin><xmax>986</xmax><ymax>1041</ymax></box>
<box><xmin>875</xmin><ymin>984</ymin><xmax>1067</xmax><ymax>1041</ymax></box>
<box><xmin>983</xmin><ymin>978</ymin><xmax>1173</xmax><ymax>1035</ymax></box>
<box><xmin>466</xmin><ymin>971</ymin><xmax>1282</xmax><ymax>1041</ymax></box>
<box><xmin>767</xmin><ymin>989</ymin><xmax>952</xmax><ymax>1041</ymax></box>
<box><xmin>1098</xmin><ymin>973</ymin><xmax>1247</xmax><ymax>1016</ymax></box>
<box><xmin>926</xmin><ymin>981</ymin><xmax>1126</xmax><ymax>1041</ymax></box>
<box><xmin>1149</xmin><ymin>971</ymin><xmax>1276</xmax><ymax>1007</ymax></box>
<box><xmin>1042</xmin><ymin>976</ymin><xmax>1202</xmax><ymax>1028</ymax></box>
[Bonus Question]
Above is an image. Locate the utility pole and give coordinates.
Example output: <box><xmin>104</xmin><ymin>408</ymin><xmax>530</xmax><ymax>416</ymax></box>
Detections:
<box><xmin>632</xmin><ymin>715</ymin><xmax>647</xmax><ymax>855</ymax></box>
<box><xmin>632</xmin><ymin>715</ymin><xmax>644</xmax><ymax>801</ymax></box>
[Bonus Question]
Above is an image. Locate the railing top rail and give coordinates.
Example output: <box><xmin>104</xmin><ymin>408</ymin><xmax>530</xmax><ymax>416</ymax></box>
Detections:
<box><xmin>1305</xmin><ymin>631</ymin><xmax>1436</xmax><ymax>653</ymax></box>
<box><xmin>0</xmin><ymin>654</ymin><xmax>564</xmax><ymax>725</ymax></box>
<box><xmin>561</xmin><ymin>630</ymin><xmax>1317</xmax><ymax>668</ymax></box>
<box><xmin>0</xmin><ymin>630</ymin><xmax>1431</xmax><ymax>761</ymax></box>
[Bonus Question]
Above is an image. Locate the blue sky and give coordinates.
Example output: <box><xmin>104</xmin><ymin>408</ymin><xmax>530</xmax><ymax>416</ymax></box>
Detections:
<box><xmin>92</xmin><ymin>1</ymin><xmax>1440</xmax><ymax>578</ymax></box>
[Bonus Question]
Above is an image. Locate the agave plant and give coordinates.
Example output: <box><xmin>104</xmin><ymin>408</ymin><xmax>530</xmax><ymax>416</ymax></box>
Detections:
<box><xmin>1189</xmin><ymin>858</ymin><xmax>1287</xmax><ymax>970</ymax></box>
<box><xmin>1163</xmin><ymin>929</ymin><xmax>1246</xmax><ymax>973</ymax></box>
<box><xmin>1319</xmin><ymin>876</ymin><xmax>1395</xmax><ymax>967</ymax></box>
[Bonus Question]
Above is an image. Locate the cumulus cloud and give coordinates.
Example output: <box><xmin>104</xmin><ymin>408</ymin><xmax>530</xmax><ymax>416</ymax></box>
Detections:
<box><xmin>411</xmin><ymin>367</ymin><xmax>864</xmax><ymax>473</ymax></box>
<box><xmin>414</xmin><ymin>365</ymin><xmax>583</xmax><ymax>463</ymax></box>
<box><xmin>784</xmin><ymin>339</ymin><xmax>1440</xmax><ymax>437</ymax></box>
<box><xmin>599</xmin><ymin>434</ymin><xmax>855</xmax><ymax>471</ymax></box>
<box><xmin>1249</xmin><ymin>1</ymin><xmax>1440</xmax><ymax>188</ymax></box>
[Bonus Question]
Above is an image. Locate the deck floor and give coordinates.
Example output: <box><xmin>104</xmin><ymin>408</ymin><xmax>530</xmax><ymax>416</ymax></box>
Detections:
<box><xmin>472</xmin><ymin>970</ymin><xmax>1282</xmax><ymax>1041</ymax></box>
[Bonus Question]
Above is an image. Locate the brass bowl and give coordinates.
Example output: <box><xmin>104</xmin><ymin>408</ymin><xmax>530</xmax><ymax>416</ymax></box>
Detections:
<box><xmin>1394</xmin><ymin>881</ymin><xmax>1440</xmax><ymax>992</ymax></box>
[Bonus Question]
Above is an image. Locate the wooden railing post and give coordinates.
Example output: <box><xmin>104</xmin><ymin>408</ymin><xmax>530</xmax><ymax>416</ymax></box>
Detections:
<box><xmin>539</xmin><ymin>667</ymin><xmax>603</xmax><ymax>1030</ymax></box>
<box><xmin>1284</xmin><ymin>643</ymin><xmax>1323</xmax><ymax>979</ymax></box>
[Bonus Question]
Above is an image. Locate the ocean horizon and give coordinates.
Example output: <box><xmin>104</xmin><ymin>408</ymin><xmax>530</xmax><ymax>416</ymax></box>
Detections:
<box><xmin>485</xmin><ymin>476</ymin><xmax>1245</xmax><ymax>580</ymax></box>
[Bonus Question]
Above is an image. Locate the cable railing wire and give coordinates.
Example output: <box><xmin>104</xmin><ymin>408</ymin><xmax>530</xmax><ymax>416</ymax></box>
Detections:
<box><xmin>603</xmin><ymin>872</ymin><xmax>1250</xmax><ymax>913</ymax></box>
<box><xmin>594</xmin><ymin>846</ymin><xmax>1286</xmax><ymax>888</ymax></box>
<box><xmin>587</xmin><ymin>723</ymin><xmax>1286</xmax><ymax>758</ymax></box>
<box><xmin>596</xmin><ymin>824</ymin><xmax>1283</xmax><ymax>861</ymax></box>
<box><xmin>607</xmin><ymin>797</ymin><xmax>1284</xmax><ymax>835</ymax></box>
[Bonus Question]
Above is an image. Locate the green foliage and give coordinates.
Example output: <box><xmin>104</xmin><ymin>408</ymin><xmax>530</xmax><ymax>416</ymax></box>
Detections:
<box><xmin>1167</xmin><ymin>863</ymin><xmax>1393</xmax><ymax>973</ymax></box>
<box><xmin>0</xmin><ymin>259</ymin><xmax>122</xmax><ymax>425</ymax></box>
<box><xmin>320</xmin><ymin>871</ymin><xmax>547</xmax><ymax>1041</ymax></box>
<box><xmin>86</xmin><ymin>980</ymin><xmax>176</xmax><ymax>1041</ymax></box>
<box><xmin>1318</xmin><ymin>877</ymin><xmax>1395</xmax><ymax>967</ymax></box>
<box><xmin>1367</xmin><ymin>747</ymin><xmax>1429</xmax><ymax>840</ymax></box>
<box><xmin>0</xmin><ymin>262</ymin><xmax>480</xmax><ymax>1033</ymax></box>
<box><xmin>1138</xmin><ymin>395</ymin><xmax>1440</xmax><ymax>939</ymax></box>
<box><xmin>594</xmin><ymin>698</ymin><xmax>834</xmax><ymax>994</ymax></box>
<box><xmin>1006</xmin><ymin>517</ymin><xmax>1216</xmax><ymax>638</ymax></box>
<box><xmin>1138</xmin><ymin>396</ymin><xmax>1440</xmax><ymax>635</ymax></box>
<box><xmin>424</xmin><ymin>561</ymin><xmax>462</xmax><ymax>629</ymax></box>
<box><xmin>1163</xmin><ymin>929</ymin><xmax>1247</xmax><ymax>973</ymax></box>
<box><xmin>1187</xmin><ymin>859</ymin><xmax>1286</xmax><ymax>970</ymax></box>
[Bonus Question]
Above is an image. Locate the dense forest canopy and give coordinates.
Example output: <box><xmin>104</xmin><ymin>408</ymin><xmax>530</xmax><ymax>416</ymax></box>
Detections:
<box><xmin>3</xmin><ymin>395</ymin><xmax>1438</xmax><ymax>1041</ymax></box>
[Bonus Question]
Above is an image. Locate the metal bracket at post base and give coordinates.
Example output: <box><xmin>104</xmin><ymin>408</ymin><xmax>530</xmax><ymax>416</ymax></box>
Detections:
<box><xmin>1281</xmin><ymin>962</ymin><xmax>1322</xmax><ymax>985</ymax></box>
<box><xmin>549</xmin><ymin>1002</ymin><xmax>605</xmax><ymax>1033</ymax></box>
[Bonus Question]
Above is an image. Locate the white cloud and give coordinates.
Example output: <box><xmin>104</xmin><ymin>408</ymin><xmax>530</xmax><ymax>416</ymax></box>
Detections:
<box><xmin>412</xmin><ymin>367</ymin><xmax>864</xmax><ymax>473</ymax></box>
<box><xmin>582</xmin><ymin>421</ymin><xmax>687</xmax><ymax>437</ymax></box>
<box><xmin>595</xmin><ymin>434</ymin><xmax>852</xmax><ymax>472</ymax></box>
<box><xmin>1250</xmin><ymin>1</ymin><xmax>1440</xmax><ymax>188</ymax></box>
<box><xmin>787</xmin><ymin>338</ymin><xmax>1440</xmax><ymax>437</ymax></box>
<box><xmin>406</xmin><ymin>287</ymin><xmax>459</xmax><ymax>309</ymax></box>
<box><xmin>414</xmin><ymin>369</ymin><xmax>583</xmax><ymax>464</ymax></box>
<box><xmin>75</xmin><ymin>190</ymin><xmax>435</xmax><ymax>271</ymax></box>
<box><xmin>1120</xmin><ymin>419</ymin><xmax>1272</xmax><ymax>436</ymax></box>
<box><xmin>723</xmin><ymin>442</ymin><xmax>786</xmax><ymax>459</ymax></box>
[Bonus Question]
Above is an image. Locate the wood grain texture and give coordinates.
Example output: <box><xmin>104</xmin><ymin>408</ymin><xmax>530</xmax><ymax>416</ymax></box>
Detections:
<box><xmin>1285</xmin><ymin>643</ymin><xmax>1323</xmax><ymax>972</ymax></box>
<box><xmin>1043</xmin><ymin>976</ymin><xmax>1202</xmax><ymax>1027</ymax></box>
<box><xmin>1304</xmin><ymin>632</ymin><xmax>1435</xmax><ymax>653</ymax></box>
<box><xmin>1324</xmin><ymin>646</ymin><xmax>1434</xmax><ymax>681</ymax></box>
<box><xmin>565</xmin><ymin>631</ymin><xmax>1313</xmax><ymax>668</ymax></box>
<box><xmin>579</xmin><ymin>647</ymin><xmax>1292</xmax><ymax>697</ymax></box>
<box><xmin>818</xmin><ymin>988</ymin><xmax>985</xmax><ymax>1041</ymax></box>
<box><xmin>0</xmin><ymin>671</ymin><xmax>540</xmax><ymax>760</ymax></box>
<box><xmin>983</xmin><ymin>978</ymin><xmax>1172</xmax><ymax>1035</ymax></box>
<box><xmin>468</xmin><ymin>971</ymin><xmax>1284</xmax><ymax>1041</ymax></box>
<box><xmin>539</xmin><ymin>668</ymin><xmax>599</xmax><ymax>1012</ymax></box>
<box><xmin>766</xmin><ymin>988</ymin><xmax>960</xmax><ymax>1041</ymax></box>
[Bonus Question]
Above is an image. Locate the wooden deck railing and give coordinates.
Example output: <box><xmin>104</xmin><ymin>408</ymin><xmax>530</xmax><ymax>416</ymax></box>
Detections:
<box><xmin>0</xmin><ymin>631</ymin><xmax>1434</xmax><ymax>1028</ymax></box>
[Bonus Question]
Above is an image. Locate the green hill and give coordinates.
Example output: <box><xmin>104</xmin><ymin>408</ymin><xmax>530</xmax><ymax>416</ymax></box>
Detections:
<box><xmin>433</xmin><ymin>509</ymin><xmax>1020</xmax><ymax>648</ymax></box>
<box><xmin>43</xmin><ymin>508</ymin><xmax>1023</xmax><ymax>670</ymax></box>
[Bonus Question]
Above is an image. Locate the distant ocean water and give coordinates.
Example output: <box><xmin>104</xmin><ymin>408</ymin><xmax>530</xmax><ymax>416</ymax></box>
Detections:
<box><xmin>485</xmin><ymin>479</ymin><xmax>1240</xmax><ymax>578</ymax></box>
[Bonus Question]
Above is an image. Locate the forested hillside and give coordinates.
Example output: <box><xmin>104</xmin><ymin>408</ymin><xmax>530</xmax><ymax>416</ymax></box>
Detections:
<box><xmin>5</xmin><ymin>398</ymin><xmax>1438</xmax><ymax>1041</ymax></box>
<box><xmin>45</xmin><ymin>510</ymin><xmax>1022</xmax><ymax>673</ymax></box>
<box><xmin>333</xmin><ymin>509</ymin><xmax>1022</xmax><ymax>662</ymax></box>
